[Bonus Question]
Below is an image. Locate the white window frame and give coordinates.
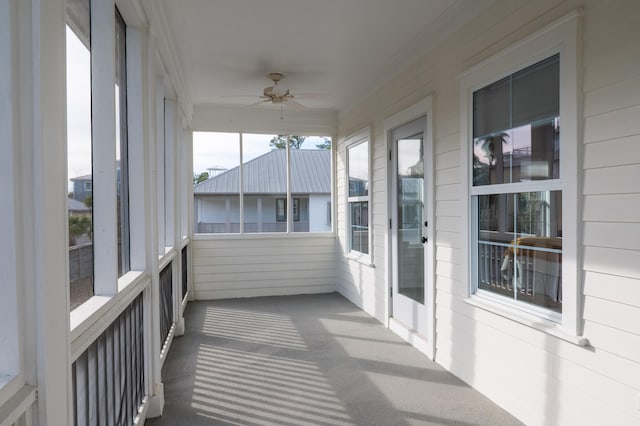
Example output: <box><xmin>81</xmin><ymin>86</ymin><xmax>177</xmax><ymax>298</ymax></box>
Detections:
<box><xmin>84</xmin><ymin>181</ymin><xmax>92</xmax><ymax>192</ymax></box>
<box><xmin>459</xmin><ymin>13</ymin><xmax>581</xmax><ymax>337</ymax></box>
<box><xmin>345</xmin><ymin>127</ymin><xmax>372</xmax><ymax>261</ymax></box>
<box><xmin>192</xmin><ymin>131</ymin><xmax>334</xmax><ymax>237</ymax></box>
<box><xmin>0</xmin><ymin>0</ymin><xmax>22</xmax><ymax>401</ymax></box>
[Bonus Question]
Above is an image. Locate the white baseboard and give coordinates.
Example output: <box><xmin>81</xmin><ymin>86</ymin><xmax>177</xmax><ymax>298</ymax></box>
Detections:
<box><xmin>388</xmin><ymin>317</ymin><xmax>434</xmax><ymax>360</ymax></box>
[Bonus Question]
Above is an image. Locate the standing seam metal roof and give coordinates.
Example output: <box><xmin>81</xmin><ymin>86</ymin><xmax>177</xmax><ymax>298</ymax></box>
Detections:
<box><xmin>193</xmin><ymin>149</ymin><xmax>330</xmax><ymax>194</ymax></box>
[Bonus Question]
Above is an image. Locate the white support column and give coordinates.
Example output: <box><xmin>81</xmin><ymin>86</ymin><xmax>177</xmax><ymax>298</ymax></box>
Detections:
<box><xmin>164</xmin><ymin>98</ymin><xmax>176</xmax><ymax>248</ymax></box>
<box><xmin>257</xmin><ymin>197</ymin><xmax>263</xmax><ymax>233</ymax></box>
<box><xmin>145</xmin><ymin>40</ymin><xmax>164</xmax><ymax>419</ymax></box>
<box><xmin>174</xmin><ymin>122</ymin><xmax>187</xmax><ymax>337</ymax></box>
<box><xmin>91</xmin><ymin>0</ymin><xmax>118</xmax><ymax>295</ymax></box>
<box><xmin>155</xmin><ymin>77</ymin><xmax>166</xmax><ymax>255</ymax></box>
<box><xmin>30</xmin><ymin>0</ymin><xmax>72</xmax><ymax>423</ymax></box>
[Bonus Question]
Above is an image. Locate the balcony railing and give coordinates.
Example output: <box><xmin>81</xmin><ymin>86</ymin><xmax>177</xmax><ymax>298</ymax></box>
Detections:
<box><xmin>196</xmin><ymin>221</ymin><xmax>310</xmax><ymax>233</ymax></box>
<box><xmin>181</xmin><ymin>246</ymin><xmax>188</xmax><ymax>300</ymax></box>
<box><xmin>72</xmin><ymin>293</ymin><xmax>145</xmax><ymax>426</ymax></box>
<box><xmin>159</xmin><ymin>262</ymin><xmax>173</xmax><ymax>349</ymax></box>
<box><xmin>477</xmin><ymin>240</ymin><xmax>562</xmax><ymax>310</ymax></box>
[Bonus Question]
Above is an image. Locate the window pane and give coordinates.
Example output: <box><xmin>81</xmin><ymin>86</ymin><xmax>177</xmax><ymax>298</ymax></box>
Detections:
<box><xmin>350</xmin><ymin>201</ymin><xmax>368</xmax><ymax>254</ymax></box>
<box><xmin>115</xmin><ymin>10</ymin><xmax>129</xmax><ymax>277</ymax></box>
<box><xmin>512</xmin><ymin>55</ymin><xmax>559</xmax><ymax>128</ymax></box>
<box><xmin>477</xmin><ymin>191</ymin><xmax>562</xmax><ymax>313</ymax></box>
<box><xmin>473</xmin><ymin>55</ymin><xmax>560</xmax><ymax>186</ymax></box>
<box><xmin>348</xmin><ymin>141</ymin><xmax>368</xmax><ymax>197</ymax></box>
<box><xmin>243</xmin><ymin>134</ymin><xmax>285</xmax><ymax>233</ymax></box>
<box><xmin>66</xmin><ymin>0</ymin><xmax>94</xmax><ymax>310</ymax></box>
<box><xmin>290</xmin><ymin>136</ymin><xmax>332</xmax><ymax>233</ymax></box>
<box><xmin>193</xmin><ymin>132</ymin><xmax>240</xmax><ymax>233</ymax></box>
<box><xmin>473</xmin><ymin>76</ymin><xmax>509</xmax><ymax>139</ymax></box>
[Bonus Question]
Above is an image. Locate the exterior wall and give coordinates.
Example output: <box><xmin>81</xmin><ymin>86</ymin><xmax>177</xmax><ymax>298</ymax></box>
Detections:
<box><xmin>336</xmin><ymin>1</ymin><xmax>640</xmax><ymax>425</ymax></box>
<box><xmin>308</xmin><ymin>194</ymin><xmax>331</xmax><ymax>232</ymax></box>
<box><xmin>72</xmin><ymin>179</ymin><xmax>92</xmax><ymax>203</ymax></box>
<box><xmin>192</xmin><ymin>235</ymin><xmax>336</xmax><ymax>299</ymax></box>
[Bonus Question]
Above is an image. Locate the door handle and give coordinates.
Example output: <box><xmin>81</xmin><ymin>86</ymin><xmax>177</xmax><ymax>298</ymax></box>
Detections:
<box><xmin>421</xmin><ymin>236</ymin><xmax>427</xmax><ymax>244</ymax></box>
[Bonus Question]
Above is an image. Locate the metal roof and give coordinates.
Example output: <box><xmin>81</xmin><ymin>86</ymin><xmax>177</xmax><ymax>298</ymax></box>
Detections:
<box><xmin>67</xmin><ymin>198</ymin><xmax>90</xmax><ymax>212</ymax></box>
<box><xmin>194</xmin><ymin>149</ymin><xmax>330</xmax><ymax>195</ymax></box>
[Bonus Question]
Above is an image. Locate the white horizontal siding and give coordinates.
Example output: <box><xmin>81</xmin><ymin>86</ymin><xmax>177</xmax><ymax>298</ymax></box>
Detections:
<box><xmin>192</xmin><ymin>236</ymin><xmax>336</xmax><ymax>299</ymax></box>
<box><xmin>333</xmin><ymin>0</ymin><xmax>640</xmax><ymax>424</ymax></box>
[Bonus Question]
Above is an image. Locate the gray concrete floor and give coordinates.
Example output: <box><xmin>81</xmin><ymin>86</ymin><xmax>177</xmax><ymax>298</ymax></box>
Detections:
<box><xmin>147</xmin><ymin>293</ymin><xmax>522</xmax><ymax>426</ymax></box>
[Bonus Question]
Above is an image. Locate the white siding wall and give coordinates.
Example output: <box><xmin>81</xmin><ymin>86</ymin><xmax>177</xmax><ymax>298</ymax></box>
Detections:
<box><xmin>309</xmin><ymin>194</ymin><xmax>331</xmax><ymax>232</ymax></box>
<box><xmin>336</xmin><ymin>0</ymin><xmax>640</xmax><ymax>425</ymax></box>
<box><xmin>192</xmin><ymin>235</ymin><xmax>336</xmax><ymax>299</ymax></box>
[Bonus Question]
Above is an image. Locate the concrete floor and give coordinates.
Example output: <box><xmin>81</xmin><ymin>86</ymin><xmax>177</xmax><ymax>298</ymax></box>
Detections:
<box><xmin>147</xmin><ymin>293</ymin><xmax>522</xmax><ymax>426</ymax></box>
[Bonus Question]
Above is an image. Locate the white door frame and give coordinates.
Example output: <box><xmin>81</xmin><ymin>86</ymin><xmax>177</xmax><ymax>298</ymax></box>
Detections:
<box><xmin>384</xmin><ymin>96</ymin><xmax>435</xmax><ymax>360</ymax></box>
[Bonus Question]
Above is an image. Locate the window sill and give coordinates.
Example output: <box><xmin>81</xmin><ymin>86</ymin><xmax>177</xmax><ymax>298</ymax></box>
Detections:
<box><xmin>345</xmin><ymin>251</ymin><xmax>374</xmax><ymax>267</ymax></box>
<box><xmin>70</xmin><ymin>272</ymin><xmax>150</xmax><ymax>360</ymax></box>
<box><xmin>464</xmin><ymin>296</ymin><xmax>590</xmax><ymax>347</ymax></box>
<box><xmin>193</xmin><ymin>232</ymin><xmax>335</xmax><ymax>240</ymax></box>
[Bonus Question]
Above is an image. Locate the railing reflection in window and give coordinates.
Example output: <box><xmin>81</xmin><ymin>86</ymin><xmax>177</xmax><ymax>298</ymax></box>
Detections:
<box><xmin>159</xmin><ymin>262</ymin><xmax>173</xmax><ymax>349</ymax></box>
<box><xmin>477</xmin><ymin>240</ymin><xmax>562</xmax><ymax>313</ymax></box>
<box><xmin>72</xmin><ymin>293</ymin><xmax>145</xmax><ymax>426</ymax></box>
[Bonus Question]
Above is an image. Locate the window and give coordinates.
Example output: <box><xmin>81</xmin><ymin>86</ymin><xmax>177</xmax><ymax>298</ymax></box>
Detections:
<box><xmin>115</xmin><ymin>9</ymin><xmax>129</xmax><ymax>277</ymax></box>
<box><xmin>346</xmin><ymin>136</ymin><xmax>370</xmax><ymax>255</ymax></box>
<box><xmin>0</xmin><ymin>0</ymin><xmax>19</xmax><ymax>388</ymax></box>
<box><xmin>67</xmin><ymin>1</ymin><xmax>134</xmax><ymax>310</ymax></box>
<box><xmin>66</xmin><ymin>0</ymin><xmax>94</xmax><ymax>309</ymax></box>
<box><xmin>193</xmin><ymin>132</ymin><xmax>332</xmax><ymax>234</ymax></box>
<box><xmin>275</xmin><ymin>198</ymin><xmax>301</xmax><ymax>222</ymax></box>
<box><xmin>462</xmin><ymin>16</ymin><xmax>579</xmax><ymax>327</ymax></box>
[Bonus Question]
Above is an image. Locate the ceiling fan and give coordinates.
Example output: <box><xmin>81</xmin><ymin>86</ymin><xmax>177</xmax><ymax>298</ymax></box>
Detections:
<box><xmin>260</xmin><ymin>72</ymin><xmax>295</xmax><ymax>104</ymax></box>
<box><xmin>251</xmin><ymin>72</ymin><xmax>308</xmax><ymax>119</ymax></box>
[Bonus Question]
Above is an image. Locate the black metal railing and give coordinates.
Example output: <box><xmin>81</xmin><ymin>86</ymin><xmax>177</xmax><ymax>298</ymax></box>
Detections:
<box><xmin>159</xmin><ymin>262</ymin><xmax>173</xmax><ymax>349</ymax></box>
<box><xmin>181</xmin><ymin>246</ymin><xmax>188</xmax><ymax>300</ymax></box>
<box><xmin>72</xmin><ymin>292</ymin><xmax>145</xmax><ymax>426</ymax></box>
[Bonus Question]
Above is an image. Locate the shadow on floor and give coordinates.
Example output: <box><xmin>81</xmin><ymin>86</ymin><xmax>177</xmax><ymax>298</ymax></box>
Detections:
<box><xmin>146</xmin><ymin>293</ymin><xmax>522</xmax><ymax>426</ymax></box>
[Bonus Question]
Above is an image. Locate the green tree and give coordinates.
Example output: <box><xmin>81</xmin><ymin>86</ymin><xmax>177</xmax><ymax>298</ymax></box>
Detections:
<box><xmin>69</xmin><ymin>216</ymin><xmax>92</xmax><ymax>245</ymax></box>
<box><xmin>270</xmin><ymin>135</ymin><xmax>306</xmax><ymax>149</ymax></box>
<box><xmin>194</xmin><ymin>171</ymin><xmax>209</xmax><ymax>185</ymax></box>
<box><xmin>83</xmin><ymin>195</ymin><xmax>93</xmax><ymax>209</ymax></box>
<box><xmin>316</xmin><ymin>137</ymin><xmax>331</xmax><ymax>150</ymax></box>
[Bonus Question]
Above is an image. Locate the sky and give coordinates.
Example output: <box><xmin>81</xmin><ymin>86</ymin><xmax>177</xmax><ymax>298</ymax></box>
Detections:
<box><xmin>193</xmin><ymin>132</ymin><xmax>331</xmax><ymax>176</ymax></box>
<box><xmin>66</xmin><ymin>24</ymin><xmax>331</xmax><ymax>189</ymax></box>
<box><xmin>66</xmin><ymin>26</ymin><xmax>92</xmax><ymax>189</ymax></box>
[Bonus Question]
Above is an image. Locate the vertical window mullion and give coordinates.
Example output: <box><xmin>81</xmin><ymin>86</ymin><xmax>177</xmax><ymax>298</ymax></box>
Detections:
<box><xmin>239</xmin><ymin>132</ymin><xmax>244</xmax><ymax>234</ymax></box>
<box><xmin>286</xmin><ymin>135</ymin><xmax>292</xmax><ymax>233</ymax></box>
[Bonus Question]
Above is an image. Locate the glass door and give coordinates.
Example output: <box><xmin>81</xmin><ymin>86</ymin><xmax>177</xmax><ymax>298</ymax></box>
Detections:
<box><xmin>391</xmin><ymin>117</ymin><xmax>428</xmax><ymax>336</ymax></box>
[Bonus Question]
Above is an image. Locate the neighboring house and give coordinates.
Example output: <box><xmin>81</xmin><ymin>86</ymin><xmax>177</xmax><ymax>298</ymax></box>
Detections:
<box><xmin>70</xmin><ymin>174</ymin><xmax>92</xmax><ymax>203</ymax></box>
<box><xmin>194</xmin><ymin>149</ymin><xmax>331</xmax><ymax>233</ymax></box>
<box><xmin>70</xmin><ymin>161</ymin><xmax>122</xmax><ymax>203</ymax></box>
<box><xmin>67</xmin><ymin>197</ymin><xmax>91</xmax><ymax>217</ymax></box>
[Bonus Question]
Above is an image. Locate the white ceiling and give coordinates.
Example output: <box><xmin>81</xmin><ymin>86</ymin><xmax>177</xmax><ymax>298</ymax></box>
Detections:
<box><xmin>160</xmin><ymin>0</ymin><xmax>492</xmax><ymax>114</ymax></box>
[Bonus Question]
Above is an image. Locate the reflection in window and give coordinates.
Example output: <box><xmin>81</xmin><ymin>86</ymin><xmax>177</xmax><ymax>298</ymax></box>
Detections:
<box><xmin>347</xmin><ymin>141</ymin><xmax>369</xmax><ymax>254</ymax></box>
<box><xmin>66</xmin><ymin>0</ymin><xmax>94</xmax><ymax>310</ymax></box>
<box><xmin>471</xmin><ymin>54</ymin><xmax>563</xmax><ymax>317</ymax></box>
<box><xmin>477</xmin><ymin>192</ymin><xmax>562</xmax><ymax>312</ymax></box>
<box><xmin>473</xmin><ymin>55</ymin><xmax>560</xmax><ymax>186</ymax></box>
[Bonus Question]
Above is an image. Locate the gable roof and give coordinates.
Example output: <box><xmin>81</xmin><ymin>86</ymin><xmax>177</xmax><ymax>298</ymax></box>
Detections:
<box><xmin>67</xmin><ymin>198</ymin><xmax>90</xmax><ymax>212</ymax></box>
<box><xmin>194</xmin><ymin>149</ymin><xmax>330</xmax><ymax>195</ymax></box>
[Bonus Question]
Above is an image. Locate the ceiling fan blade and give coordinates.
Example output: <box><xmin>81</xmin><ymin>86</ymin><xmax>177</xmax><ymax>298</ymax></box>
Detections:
<box><xmin>242</xmin><ymin>99</ymin><xmax>271</xmax><ymax>109</ymax></box>
<box><xmin>289</xmin><ymin>92</ymin><xmax>328</xmax><ymax>99</ymax></box>
<box><xmin>286</xmin><ymin>98</ymin><xmax>306</xmax><ymax>110</ymax></box>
